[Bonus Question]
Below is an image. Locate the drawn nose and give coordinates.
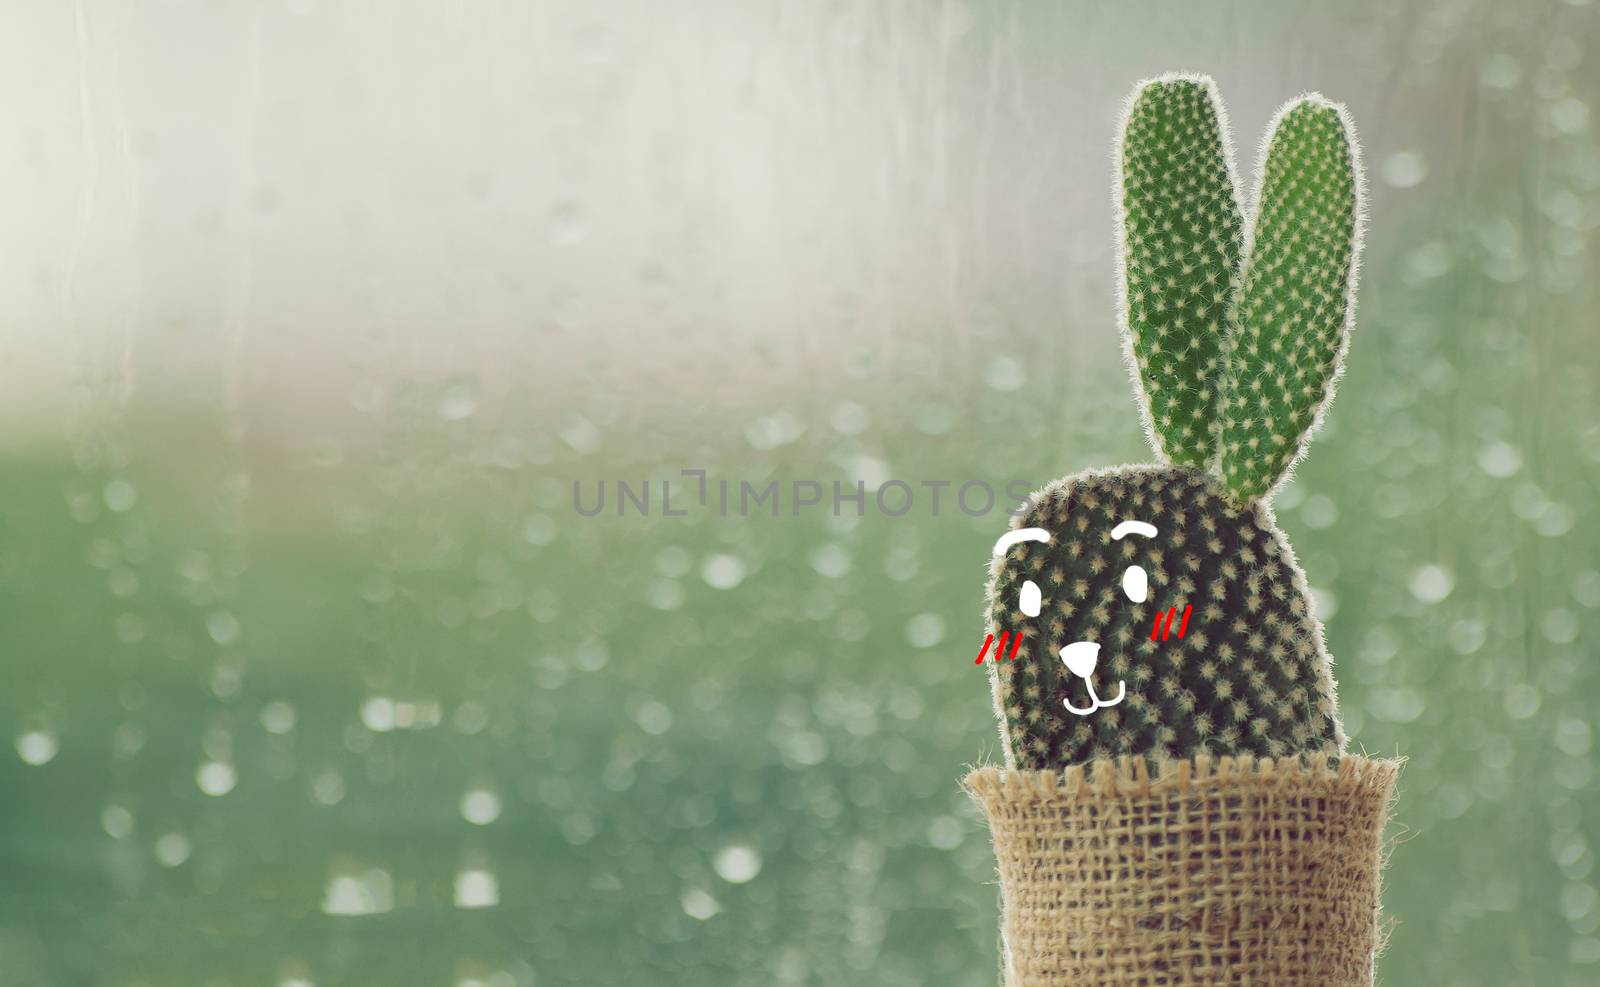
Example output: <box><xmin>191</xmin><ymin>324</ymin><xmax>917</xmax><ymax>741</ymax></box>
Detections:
<box><xmin>1059</xmin><ymin>640</ymin><xmax>1100</xmax><ymax>679</ymax></box>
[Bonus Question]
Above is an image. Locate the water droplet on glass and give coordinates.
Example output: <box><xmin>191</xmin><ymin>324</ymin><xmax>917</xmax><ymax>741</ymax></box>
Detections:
<box><xmin>1550</xmin><ymin>98</ymin><xmax>1590</xmax><ymax>136</ymax></box>
<box><xmin>1511</xmin><ymin>483</ymin><xmax>1549</xmax><ymax>520</ymax></box>
<box><xmin>1477</xmin><ymin>440</ymin><xmax>1522</xmax><ymax>477</ymax></box>
<box><xmin>202</xmin><ymin>725</ymin><xmax>232</xmax><ymax>762</ymax></box>
<box><xmin>311</xmin><ymin>770</ymin><xmax>346</xmax><ymax>806</ymax></box>
<box><xmin>885</xmin><ymin>546</ymin><xmax>920</xmax><ymax>583</ymax></box>
<box><xmin>101</xmin><ymin>804</ymin><xmax>134</xmax><ymax>839</ymax></box>
<box><xmin>681</xmin><ymin>888</ymin><xmax>720</xmax><ymax>920</ymax></box>
<box><xmin>15</xmin><ymin>730</ymin><xmax>58</xmax><ymax>766</ymax></box>
<box><xmin>360</xmin><ymin>697</ymin><xmax>396</xmax><ymax>733</ymax></box>
<box><xmin>1542</xmin><ymin>608</ymin><xmax>1579</xmax><ymax>644</ymax></box>
<box><xmin>1371</xmin><ymin>688</ymin><xmax>1425</xmax><ymax>724</ymax></box>
<box><xmin>559</xmin><ymin>416</ymin><xmax>601</xmax><ymax>455</ymax></box>
<box><xmin>780</xmin><ymin>730</ymin><xmax>827</xmax><ymax>767</ymax></box>
<box><xmin>454</xmin><ymin>868</ymin><xmax>499</xmax><ymax>909</ymax></box>
<box><xmin>461</xmin><ymin>789</ymin><xmax>502</xmax><ymax>826</ymax></box>
<box><xmin>1574</xmin><ymin>571</ymin><xmax>1600</xmax><ymax>609</ymax></box>
<box><xmin>210</xmin><ymin>661</ymin><xmax>244</xmax><ymax>701</ymax></box>
<box><xmin>452</xmin><ymin>701</ymin><xmax>489</xmax><ymax>735</ymax></box>
<box><xmin>745</xmin><ymin>411</ymin><xmax>805</xmax><ymax>450</ymax></box>
<box><xmin>111</xmin><ymin>613</ymin><xmax>150</xmax><ymax>647</ymax></box>
<box><xmin>985</xmin><ymin>357</ymin><xmax>1025</xmax><ymax>392</ymax></box>
<box><xmin>322</xmin><ymin>868</ymin><xmax>394</xmax><ymax>915</ymax></box>
<box><xmin>905</xmin><ymin>613</ymin><xmax>945</xmax><ymax>648</ymax></box>
<box><xmin>574</xmin><ymin>639</ymin><xmax>609</xmax><ymax>673</ymax></box>
<box><xmin>197</xmin><ymin>760</ymin><xmax>238</xmax><ymax>796</ymax></box>
<box><xmin>1480</xmin><ymin>53</ymin><xmax>1522</xmax><ymax>89</ymax></box>
<box><xmin>261</xmin><ymin>700</ymin><xmax>297</xmax><ymax>734</ymax></box>
<box><xmin>1381</xmin><ymin>151</ymin><xmax>1428</xmax><ymax>189</ymax></box>
<box><xmin>810</xmin><ymin>544</ymin><xmax>851</xmax><ymax>579</ymax></box>
<box><xmin>849</xmin><ymin>455</ymin><xmax>891</xmax><ymax>491</ymax></box>
<box><xmin>207</xmin><ymin>611</ymin><xmax>241</xmax><ymax>645</ymax></box>
<box><xmin>713</xmin><ymin>844</ymin><xmax>762</xmax><ymax>884</ymax></box>
<box><xmin>1561</xmin><ymin>883</ymin><xmax>1598</xmax><ymax>923</ymax></box>
<box><xmin>1556</xmin><ymin>719</ymin><xmax>1593</xmax><ymax>757</ymax></box>
<box><xmin>437</xmin><ymin>382</ymin><xmax>479</xmax><ymax>422</ymax></box>
<box><xmin>1448</xmin><ymin>618</ymin><xmax>1487</xmax><ymax>655</ymax></box>
<box><xmin>1360</xmin><ymin>625</ymin><xmax>1400</xmax><ymax>665</ymax></box>
<box><xmin>646</xmin><ymin>575</ymin><xmax>684</xmax><ymax>607</ymax></box>
<box><xmin>1569</xmin><ymin>937</ymin><xmax>1600</xmax><ymax>966</ymax></box>
<box><xmin>1403</xmin><ymin>241</ymin><xmax>1452</xmax><ymax>283</ymax></box>
<box><xmin>647</xmin><ymin>580</ymin><xmax>686</xmax><ymax>610</ymax></box>
<box><xmin>113</xmin><ymin>722</ymin><xmax>146</xmax><ymax>760</ymax></box>
<box><xmin>103</xmin><ymin>479</ymin><xmax>138</xmax><ymax>513</ymax></box>
<box><xmin>1537</xmin><ymin>503</ymin><xmax>1574</xmax><ymax>538</ymax></box>
<box><xmin>1409</xmin><ymin>564</ymin><xmax>1455</xmax><ymax>603</ymax></box>
<box><xmin>701</xmin><ymin>554</ymin><xmax>745</xmax><ymax>590</ymax></box>
<box><xmin>1301</xmin><ymin>494</ymin><xmax>1338</xmax><ymax>530</ymax></box>
<box><xmin>655</xmin><ymin>546</ymin><xmax>691</xmax><ymax>577</ymax></box>
<box><xmin>913</xmin><ymin>403</ymin><xmax>956</xmax><ymax>436</ymax></box>
<box><xmin>927</xmin><ymin>816</ymin><xmax>964</xmax><ymax>850</ymax></box>
<box><xmin>634</xmin><ymin>701</ymin><xmax>672</xmax><ymax>736</ymax></box>
<box><xmin>831</xmin><ymin>401</ymin><xmax>870</xmax><ymax>435</ymax></box>
<box><xmin>519</xmin><ymin>514</ymin><xmax>555</xmax><ymax>547</ymax></box>
<box><xmin>1503</xmin><ymin>683</ymin><xmax>1541</xmax><ymax>720</ymax></box>
<box><xmin>108</xmin><ymin>567</ymin><xmax>139</xmax><ymax>598</ymax></box>
<box><xmin>66</xmin><ymin>481</ymin><xmax>100</xmax><ymax>523</ymax></box>
<box><xmin>155</xmin><ymin>832</ymin><xmax>191</xmax><ymax>868</ymax></box>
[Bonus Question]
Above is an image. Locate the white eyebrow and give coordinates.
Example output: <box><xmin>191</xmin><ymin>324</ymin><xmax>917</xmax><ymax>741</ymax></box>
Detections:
<box><xmin>1111</xmin><ymin>520</ymin><xmax>1158</xmax><ymax>540</ymax></box>
<box><xmin>992</xmin><ymin>527</ymin><xmax>1051</xmax><ymax>555</ymax></box>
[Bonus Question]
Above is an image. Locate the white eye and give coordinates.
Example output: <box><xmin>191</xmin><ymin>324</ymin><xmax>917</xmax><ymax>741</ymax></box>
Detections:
<box><xmin>1020</xmin><ymin>579</ymin><xmax>1042</xmax><ymax>617</ymax></box>
<box><xmin>1121</xmin><ymin>565</ymin><xmax>1148</xmax><ymax>603</ymax></box>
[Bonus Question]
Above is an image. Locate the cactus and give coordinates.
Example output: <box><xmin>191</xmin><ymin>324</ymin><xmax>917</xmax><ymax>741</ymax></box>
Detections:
<box><xmin>1117</xmin><ymin>75</ymin><xmax>1242</xmax><ymax>469</ymax></box>
<box><xmin>985</xmin><ymin>75</ymin><xmax>1364</xmax><ymax>770</ymax></box>
<box><xmin>1220</xmin><ymin>97</ymin><xmax>1363</xmax><ymax>501</ymax></box>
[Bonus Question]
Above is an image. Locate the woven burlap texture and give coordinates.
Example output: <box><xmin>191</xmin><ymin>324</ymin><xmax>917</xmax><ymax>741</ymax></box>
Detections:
<box><xmin>965</xmin><ymin>755</ymin><xmax>1400</xmax><ymax>987</ymax></box>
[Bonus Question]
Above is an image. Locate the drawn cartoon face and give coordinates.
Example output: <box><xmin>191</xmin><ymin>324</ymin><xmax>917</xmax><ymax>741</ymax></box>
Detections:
<box><xmin>993</xmin><ymin>523</ymin><xmax>1150</xmax><ymax>715</ymax></box>
<box><xmin>985</xmin><ymin>465</ymin><xmax>1340</xmax><ymax>767</ymax></box>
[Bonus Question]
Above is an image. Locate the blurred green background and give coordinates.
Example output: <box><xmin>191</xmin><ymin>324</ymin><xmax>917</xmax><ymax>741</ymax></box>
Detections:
<box><xmin>2</xmin><ymin>1</ymin><xmax>1598</xmax><ymax>984</ymax></box>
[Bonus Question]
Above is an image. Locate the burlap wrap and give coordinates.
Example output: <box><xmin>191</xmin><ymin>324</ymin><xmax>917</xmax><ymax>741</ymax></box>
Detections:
<box><xmin>964</xmin><ymin>755</ymin><xmax>1400</xmax><ymax>987</ymax></box>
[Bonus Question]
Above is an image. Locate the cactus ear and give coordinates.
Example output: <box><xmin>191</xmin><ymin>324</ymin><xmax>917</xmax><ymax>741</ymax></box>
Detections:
<box><xmin>1218</xmin><ymin>96</ymin><xmax>1364</xmax><ymax>502</ymax></box>
<box><xmin>1117</xmin><ymin>75</ymin><xmax>1244</xmax><ymax>469</ymax></box>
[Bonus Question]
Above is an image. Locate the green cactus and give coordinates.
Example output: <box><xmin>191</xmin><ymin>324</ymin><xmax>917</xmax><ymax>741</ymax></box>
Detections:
<box><xmin>985</xmin><ymin>75</ymin><xmax>1364</xmax><ymax>770</ymax></box>
<box><xmin>1118</xmin><ymin>75</ymin><xmax>1242</xmax><ymax>469</ymax></box>
<box><xmin>1220</xmin><ymin>97</ymin><xmax>1363</xmax><ymax>501</ymax></box>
